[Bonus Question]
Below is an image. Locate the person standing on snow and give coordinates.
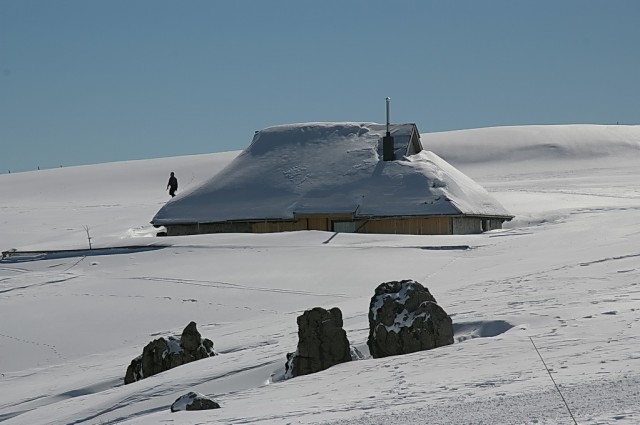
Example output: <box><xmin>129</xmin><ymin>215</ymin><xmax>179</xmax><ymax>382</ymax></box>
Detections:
<box><xmin>167</xmin><ymin>172</ymin><xmax>178</xmax><ymax>197</ymax></box>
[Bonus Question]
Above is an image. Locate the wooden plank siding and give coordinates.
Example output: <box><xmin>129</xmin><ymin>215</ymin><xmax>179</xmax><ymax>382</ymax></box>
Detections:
<box><xmin>306</xmin><ymin>217</ymin><xmax>328</xmax><ymax>231</ymax></box>
<box><xmin>252</xmin><ymin>214</ymin><xmax>355</xmax><ymax>233</ymax></box>
<box><xmin>251</xmin><ymin>220</ymin><xmax>304</xmax><ymax>233</ymax></box>
<box><xmin>359</xmin><ymin>216</ymin><xmax>451</xmax><ymax>235</ymax></box>
<box><xmin>254</xmin><ymin>216</ymin><xmax>453</xmax><ymax>235</ymax></box>
<box><xmin>484</xmin><ymin>218</ymin><xmax>504</xmax><ymax>232</ymax></box>
<box><xmin>452</xmin><ymin>217</ymin><xmax>483</xmax><ymax>234</ymax></box>
<box><xmin>163</xmin><ymin>215</ymin><xmax>507</xmax><ymax>236</ymax></box>
<box><xmin>293</xmin><ymin>214</ymin><xmax>355</xmax><ymax>232</ymax></box>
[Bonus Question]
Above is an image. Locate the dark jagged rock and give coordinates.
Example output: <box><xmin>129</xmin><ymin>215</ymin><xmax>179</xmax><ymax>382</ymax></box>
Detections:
<box><xmin>171</xmin><ymin>391</ymin><xmax>220</xmax><ymax>412</ymax></box>
<box><xmin>367</xmin><ymin>280</ymin><xmax>453</xmax><ymax>358</ymax></box>
<box><xmin>124</xmin><ymin>321</ymin><xmax>215</xmax><ymax>384</ymax></box>
<box><xmin>180</xmin><ymin>321</ymin><xmax>202</xmax><ymax>352</ymax></box>
<box><xmin>285</xmin><ymin>307</ymin><xmax>352</xmax><ymax>379</ymax></box>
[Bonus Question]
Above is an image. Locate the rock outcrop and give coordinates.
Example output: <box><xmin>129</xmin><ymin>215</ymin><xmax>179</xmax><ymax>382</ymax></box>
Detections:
<box><xmin>171</xmin><ymin>392</ymin><xmax>220</xmax><ymax>412</ymax></box>
<box><xmin>285</xmin><ymin>307</ymin><xmax>352</xmax><ymax>378</ymax></box>
<box><xmin>125</xmin><ymin>321</ymin><xmax>215</xmax><ymax>384</ymax></box>
<box><xmin>367</xmin><ymin>280</ymin><xmax>453</xmax><ymax>358</ymax></box>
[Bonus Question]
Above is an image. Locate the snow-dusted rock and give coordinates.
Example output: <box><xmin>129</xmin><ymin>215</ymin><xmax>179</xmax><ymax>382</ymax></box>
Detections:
<box><xmin>285</xmin><ymin>307</ymin><xmax>352</xmax><ymax>379</ymax></box>
<box><xmin>349</xmin><ymin>345</ymin><xmax>366</xmax><ymax>360</ymax></box>
<box><xmin>367</xmin><ymin>280</ymin><xmax>453</xmax><ymax>358</ymax></box>
<box><xmin>180</xmin><ymin>321</ymin><xmax>203</xmax><ymax>352</ymax></box>
<box><xmin>171</xmin><ymin>391</ymin><xmax>220</xmax><ymax>412</ymax></box>
<box><xmin>124</xmin><ymin>321</ymin><xmax>215</xmax><ymax>384</ymax></box>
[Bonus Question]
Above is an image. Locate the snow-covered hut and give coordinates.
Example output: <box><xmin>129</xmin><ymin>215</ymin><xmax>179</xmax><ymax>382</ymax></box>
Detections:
<box><xmin>151</xmin><ymin>122</ymin><xmax>513</xmax><ymax>235</ymax></box>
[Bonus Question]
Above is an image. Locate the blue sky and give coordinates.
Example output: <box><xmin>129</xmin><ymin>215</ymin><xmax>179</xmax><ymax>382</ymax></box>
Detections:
<box><xmin>1</xmin><ymin>0</ymin><xmax>639</xmax><ymax>173</ymax></box>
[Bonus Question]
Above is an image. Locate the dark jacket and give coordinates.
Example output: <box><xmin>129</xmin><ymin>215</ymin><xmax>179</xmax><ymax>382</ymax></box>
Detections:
<box><xmin>167</xmin><ymin>176</ymin><xmax>178</xmax><ymax>190</ymax></box>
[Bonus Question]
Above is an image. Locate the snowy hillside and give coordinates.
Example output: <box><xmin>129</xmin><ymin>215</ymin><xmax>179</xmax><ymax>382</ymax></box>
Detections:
<box><xmin>428</xmin><ymin>124</ymin><xmax>640</xmax><ymax>177</ymax></box>
<box><xmin>1</xmin><ymin>125</ymin><xmax>639</xmax><ymax>424</ymax></box>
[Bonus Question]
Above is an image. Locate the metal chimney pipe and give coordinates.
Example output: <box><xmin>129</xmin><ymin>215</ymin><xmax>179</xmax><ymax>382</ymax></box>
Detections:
<box><xmin>386</xmin><ymin>97</ymin><xmax>391</xmax><ymax>135</ymax></box>
<box><xmin>382</xmin><ymin>97</ymin><xmax>395</xmax><ymax>161</ymax></box>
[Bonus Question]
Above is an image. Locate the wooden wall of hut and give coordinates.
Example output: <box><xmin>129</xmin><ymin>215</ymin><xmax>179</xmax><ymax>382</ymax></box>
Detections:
<box><xmin>358</xmin><ymin>216</ymin><xmax>451</xmax><ymax>235</ymax></box>
<box><xmin>163</xmin><ymin>215</ymin><xmax>506</xmax><ymax>237</ymax></box>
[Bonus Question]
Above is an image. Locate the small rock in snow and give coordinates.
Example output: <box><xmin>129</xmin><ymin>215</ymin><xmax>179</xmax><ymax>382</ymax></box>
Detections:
<box><xmin>171</xmin><ymin>391</ymin><xmax>220</xmax><ymax>412</ymax></box>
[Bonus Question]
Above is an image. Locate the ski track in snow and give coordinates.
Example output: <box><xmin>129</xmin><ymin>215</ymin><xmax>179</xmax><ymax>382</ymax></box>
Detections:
<box><xmin>130</xmin><ymin>276</ymin><xmax>350</xmax><ymax>298</ymax></box>
<box><xmin>319</xmin><ymin>375</ymin><xmax>640</xmax><ymax>425</ymax></box>
<box><xmin>61</xmin><ymin>360</ymin><xmax>280</xmax><ymax>425</ymax></box>
<box><xmin>0</xmin><ymin>272</ymin><xmax>78</xmax><ymax>294</ymax></box>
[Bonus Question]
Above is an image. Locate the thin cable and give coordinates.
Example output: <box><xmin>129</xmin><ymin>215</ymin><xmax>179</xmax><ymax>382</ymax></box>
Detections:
<box><xmin>64</xmin><ymin>255</ymin><xmax>86</xmax><ymax>272</ymax></box>
<box><xmin>529</xmin><ymin>336</ymin><xmax>578</xmax><ymax>425</ymax></box>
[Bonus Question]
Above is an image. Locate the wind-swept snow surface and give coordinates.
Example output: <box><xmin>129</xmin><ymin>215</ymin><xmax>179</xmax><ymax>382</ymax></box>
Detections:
<box><xmin>1</xmin><ymin>124</ymin><xmax>639</xmax><ymax>424</ymax></box>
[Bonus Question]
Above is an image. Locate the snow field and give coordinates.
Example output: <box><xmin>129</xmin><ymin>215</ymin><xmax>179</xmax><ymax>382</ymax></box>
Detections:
<box><xmin>1</xmin><ymin>124</ymin><xmax>639</xmax><ymax>424</ymax></box>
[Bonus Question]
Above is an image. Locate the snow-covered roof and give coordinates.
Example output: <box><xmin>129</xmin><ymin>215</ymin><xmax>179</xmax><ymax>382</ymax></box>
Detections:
<box><xmin>369</xmin><ymin>123</ymin><xmax>423</xmax><ymax>159</ymax></box>
<box><xmin>151</xmin><ymin>122</ymin><xmax>512</xmax><ymax>225</ymax></box>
